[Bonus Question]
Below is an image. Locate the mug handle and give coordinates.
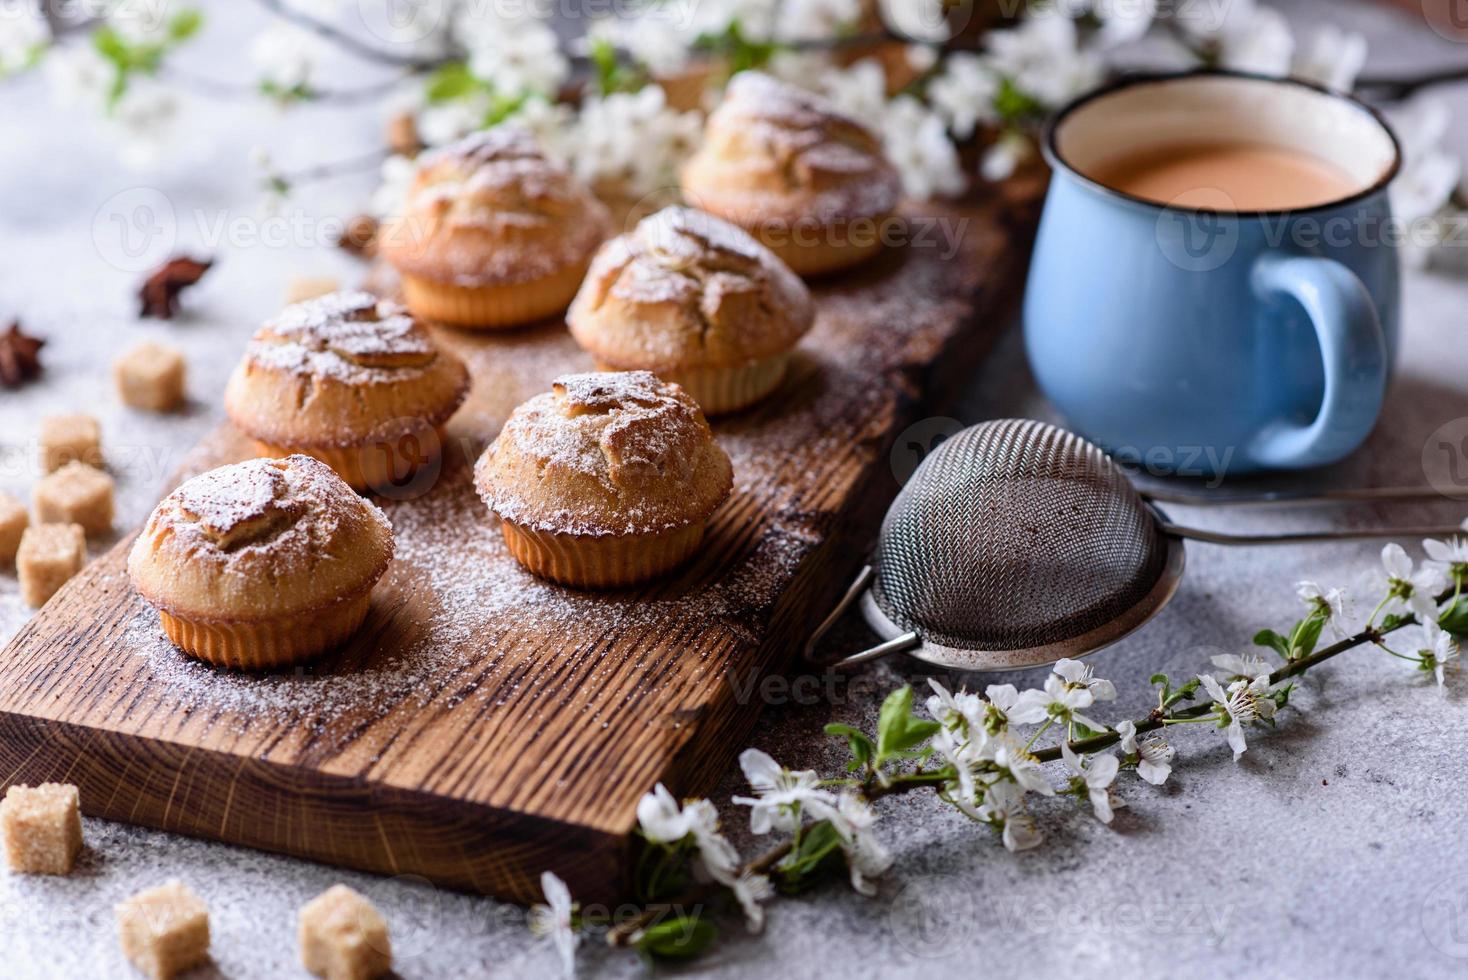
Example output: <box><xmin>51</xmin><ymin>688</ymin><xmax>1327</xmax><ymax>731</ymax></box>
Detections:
<box><xmin>1247</xmin><ymin>253</ymin><xmax>1388</xmax><ymax>469</ymax></box>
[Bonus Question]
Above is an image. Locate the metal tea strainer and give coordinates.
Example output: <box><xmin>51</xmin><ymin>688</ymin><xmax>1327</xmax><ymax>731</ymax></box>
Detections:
<box><xmin>805</xmin><ymin>418</ymin><xmax>1463</xmax><ymax>673</ymax></box>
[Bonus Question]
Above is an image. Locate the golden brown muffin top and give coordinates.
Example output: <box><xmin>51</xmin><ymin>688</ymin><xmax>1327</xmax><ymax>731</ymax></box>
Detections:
<box><xmin>128</xmin><ymin>455</ymin><xmax>394</xmax><ymax>621</ymax></box>
<box><xmin>224</xmin><ymin>291</ymin><xmax>469</xmax><ymax>449</ymax></box>
<box><xmin>568</xmin><ymin>206</ymin><xmax>814</xmax><ymax>370</ymax></box>
<box><xmin>681</xmin><ymin>71</ymin><xmax>902</xmax><ymax>226</ymax></box>
<box><xmin>475</xmin><ymin>371</ymin><xmax>733</xmax><ymax>537</ymax></box>
<box><xmin>377</xmin><ymin>127</ymin><xmax>611</xmax><ymax>287</ymax></box>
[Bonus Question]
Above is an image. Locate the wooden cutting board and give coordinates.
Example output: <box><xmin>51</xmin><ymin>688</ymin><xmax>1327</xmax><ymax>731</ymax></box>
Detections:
<box><xmin>0</xmin><ymin>193</ymin><xmax>1036</xmax><ymax>904</ymax></box>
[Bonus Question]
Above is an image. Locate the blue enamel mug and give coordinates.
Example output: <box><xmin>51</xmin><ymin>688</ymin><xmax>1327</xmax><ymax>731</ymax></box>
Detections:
<box><xmin>1024</xmin><ymin>72</ymin><xmax>1402</xmax><ymax>478</ymax></box>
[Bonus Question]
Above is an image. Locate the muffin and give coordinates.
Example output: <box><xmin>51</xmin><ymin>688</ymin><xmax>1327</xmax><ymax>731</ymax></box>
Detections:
<box><xmin>680</xmin><ymin>71</ymin><xmax>902</xmax><ymax>276</ymax></box>
<box><xmin>567</xmin><ymin>206</ymin><xmax>814</xmax><ymax>415</ymax></box>
<box><xmin>128</xmin><ymin>455</ymin><xmax>394</xmax><ymax>669</ymax></box>
<box><xmin>224</xmin><ymin>290</ymin><xmax>469</xmax><ymax>493</ymax></box>
<box><xmin>475</xmin><ymin>372</ymin><xmax>733</xmax><ymax>588</ymax></box>
<box><xmin>377</xmin><ymin>127</ymin><xmax>612</xmax><ymax>328</ymax></box>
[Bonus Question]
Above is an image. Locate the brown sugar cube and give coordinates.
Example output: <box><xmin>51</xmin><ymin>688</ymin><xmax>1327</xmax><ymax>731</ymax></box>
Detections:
<box><xmin>299</xmin><ymin>884</ymin><xmax>393</xmax><ymax>980</ymax></box>
<box><xmin>114</xmin><ymin>341</ymin><xmax>187</xmax><ymax>412</ymax></box>
<box><xmin>0</xmin><ymin>492</ymin><xmax>26</xmax><ymax>565</ymax></box>
<box><xmin>39</xmin><ymin>414</ymin><xmax>102</xmax><ymax>472</ymax></box>
<box><xmin>17</xmin><ymin>523</ymin><xmax>85</xmax><ymax>607</ymax></box>
<box><xmin>0</xmin><ymin>783</ymin><xmax>83</xmax><ymax>875</ymax></box>
<box><xmin>117</xmin><ymin>881</ymin><xmax>210</xmax><ymax>979</ymax></box>
<box><xmin>34</xmin><ymin>462</ymin><xmax>114</xmax><ymax>537</ymax></box>
<box><xmin>286</xmin><ymin>276</ymin><xmax>341</xmax><ymax>305</ymax></box>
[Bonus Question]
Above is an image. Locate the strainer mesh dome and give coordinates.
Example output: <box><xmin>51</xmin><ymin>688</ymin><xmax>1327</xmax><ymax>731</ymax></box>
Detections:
<box><xmin>870</xmin><ymin>419</ymin><xmax>1168</xmax><ymax>652</ymax></box>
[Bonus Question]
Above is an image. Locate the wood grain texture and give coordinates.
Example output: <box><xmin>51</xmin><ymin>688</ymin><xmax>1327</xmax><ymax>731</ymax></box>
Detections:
<box><xmin>0</xmin><ymin>196</ymin><xmax>1034</xmax><ymax>905</ymax></box>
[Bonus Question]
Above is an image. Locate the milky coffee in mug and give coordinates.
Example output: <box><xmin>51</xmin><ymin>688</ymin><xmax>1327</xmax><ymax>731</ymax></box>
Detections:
<box><xmin>1024</xmin><ymin>72</ymin><xmax>1402</xmax><ymax>477</ymax></box>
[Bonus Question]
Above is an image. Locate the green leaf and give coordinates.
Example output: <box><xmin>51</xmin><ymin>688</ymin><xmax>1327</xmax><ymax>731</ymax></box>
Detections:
<box><xmin>1440</xmin><ymin>596</ymin><xmax>1468</xmax><ymax>639</ymax></box>
<box><xmin>994</xmin><ymin>76</ymin><xmax>1045</xmax><ymax>124</ymax></box>
<box><xmin>824</xmin><ymin>723</ymin><xmax>874</xmax><ymax>771</ymax></box>
<box><xmin>1380</xmin><ymin>612</ymin><xmax>1410</xmax><ymax>631</ymax></box>
<box><xmin>168</xmin><ymin>9</ymin><xmax>203</xmax><ymax>42</ymax></box>
<box><xmin>424</xmin><ymin>61</ymin><xmax>481</xmax><ymax>103</ymax></box>
<box><xmin>776</xmin><ymin>819</ymin><xmax>844</xmax><ymax>893</ymax></box>
<box><xmin>636</xmin><ymin>914</ymin><xmax>717</xmax><ymax>960</ymax></box>
<box><xmin>1149</xmin><ymin>672</ymin><xmax>1170</xmax><ymax>686</ymax></box>
<box><xmin>483</xmin><ymin>91</ymin><xmax>527</xmax><ymax>127</ymax></box>
<box><xmin>875</xmin><ymin>686</ymin><xmax>939</xmax><ymax>762</ymax></box>
<box><xmin>1290</xmin><ymin>614</ymin><xmax>1325</xmax><ymax>659</ymax></box>
<box><xmin>1253</xmin><ymin>629</ymin><xmax>1291</xmax><ymax>659</ymax></box>
<box><xmin>92</xmin><ymin>25</ymin><xmax>130</xmax><ymax>68</ymax></box>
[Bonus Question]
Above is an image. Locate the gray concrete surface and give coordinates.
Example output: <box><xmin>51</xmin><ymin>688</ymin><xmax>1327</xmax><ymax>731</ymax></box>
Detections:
<box><xmin>3</xmin><ymin>1</ymin><xmax>1468</xmax><ymax>976</ymax></box>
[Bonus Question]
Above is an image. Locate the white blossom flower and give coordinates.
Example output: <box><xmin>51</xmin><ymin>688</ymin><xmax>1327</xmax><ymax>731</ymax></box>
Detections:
<box><xmin>930</xmin><ymin>724</ymin><xmax>982</xmax><ymax>803</ymax></box>
<box><xmin>250</xmin><ymin>24</ymin><xmax>327</xmax><ymax>93</ymax></box>
<box><xmin>829</xmin><ymin>793</ymin><xmax>894</xmax><ymax>896</ymax></box>
<box><xmin>636</xmin><ymin>783</ymin><xmax>692</xmax><ymax>843</ymax></box>
<box><xmin>529</xmin><ymin>871</ymin><xmax>579</xmax><ymax>979</ymax></box>
<box><xmin>1053</xmin><ymin>0</ymin><xmax>1156</xmax><ymax>47</ymax></box>
<box><xmin>681</xmin><ymin>798</ymin><xmax>742</xmax><ymax>883</ymax></box>
<box><xmin>925</xmin><ymin>678</ymin><xmax>984</xmax><ymax>731</ymax></box>
<box><xmin>585</xmin><ymin>16</ymin><xmax>691</xmax><ymax>77</ymax></box>
<box><xmin>1381</xmin><ymin>543</ymin><xmax>1446</xmax><ymax>624</ymax></box>
<box><xmin>1200</xmin><ymin>673</ymin><xmax>1277</xmax><ymax>761</ymax></box>
<box><xmin>1210</xmin><ymin>652</ymin><xmax>1274</xmax><ymax>683</ymax></box>
<box><xmin>927</xmin><ymin>52</ymin><xmax>998</xmax><ymax>140</ymax></box>
<box><xmin>1053</xmin><ymin>658</ymin><xmax>1118</xmax><ymax>702</ymax></box>
<box><xmin>1292</xmin><ymin>25</ymin><xmax>1367</xmax><ymax>92</ymax></box>
<box><xmin>878</xmin><ymin>0</ymin><xmax>954</xmax><ymax>42</ymax></box>
<box><xmin>981</xmin><ymin>132</ymin><xmax>1033</xmax><ymax>183</ymax></box>
<box><xmin>776</xmin><ymin>0</ymin><xmax>863</xmax><ymax>43</ymax></box>
<box><xmin>1297</xmin><ymin>581</ymin><xmax>1350</xmax><ymax>638</ymax></box>
<box><xmin>415</xmin><ymin>98</ymin><xmax>488</xmax><ymax>147</ymax></box>
<box><xmin>976</xmin><ymin>779</ymin><xmax>1043</xmax><ymax>852</ymax></box>
<box><xmin>987</xmin><ymin>732</ymin><xmax>1055</xmax><ymax>797</ymax></box>
<box><xmin>0</xmin><ymin>0</ymin><xmax>47</xmax><ymax>76</ymax></box>
<box><xmin>1020</xmin><ymin>666</ymin><xmax>1110</xmax><ymax>733</ymax></box>
<box><xmin>984</xmin><ymin>15</ymin><xmax>1104</xmax><ymax>110</ymax></box>
<box><xmin>369</xmin><ymin>0</ymin><xmax>453</xmax><ymax>57</ymax></box>
<box><xmin>688</xmin><ymin>0</ymin><xmax>778</xmax><ymax>40</ymax></box>
<box><xmin>1116</xmin><ymin>720</ymin><xmax>1174</xmax><ymax>785</ymax></box>
<box><xmin>568</xmin><ymin>86</ymin><xmax>702</xmax><ymax>199</ymax></box>
<box><xmin>728</xmin><ymin>871</ymin><xmax>775</xmax><ymax>932</ymax></box>
<box><xmin>1418</xmin><ymin>620</ymin><xmax>1460</xmax><ymax>688</ymax></box>
<box><xmin>732</xmin><ymin>748</ymin><xmax>836</xmax><ymax>834</ymax></box>
<box><xmin>1178</xmin><ymin>0</ymin><xmax>1294</xmax><ymax>76</ymax></box>
<box><xmin>985</xmin><ymin>682</ymin><xmax>1049</xmax><ymax>727</ymax></box>
<box><xmin>454</xmin><ymin>5</ymin><xmax>568</xmax><ymax>99</ymax></box>
<box><xmin>110</xmin><ymin>77</ymin><xmax>183</xmax><ymax>171</ymax></box>
<box><xmin>43</xmin><ymin>43</ymin><xmax>112</xmax><ymax>111</ymax></box>
<box><xmin>1423</xmin><ymin>530</ymin><xmax>1468</xmax><ymax>585</ymax></box>
<box><xmin>370</xmin><ymin>154</ymin><xmax>417</xmax><ymax>219</ymax></box>
<box><xmin>1061</xmin><ymin>743</ymin><xmax>1121</xmax><ymax>823</ymax></box>
<box><xmin>106</xmin><ymin>0</ymin><xmax>172</xmax><ymax>46</ymax></box>
<box><xmin>816</xmin><ymin>58</ymin><xmax>887</xmax><ymax>124</ymax></box>
<box><xmin>1387</xmin><ymin>97</ymin><xmax>1461</xmax><ymax>268</ymax></box>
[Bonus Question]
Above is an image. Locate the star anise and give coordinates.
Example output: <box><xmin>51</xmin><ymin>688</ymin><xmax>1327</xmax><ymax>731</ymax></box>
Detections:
<box><xmin>337</xmin><ymin>214</ymin><xmax>379</xmax><ymax>259</ymax></box>
<box><xmin>0</xmin><ymin>321</ymin><xmax>44</xmax><ymax>388</ymax></box>
<box><xmin>139</xmin><ymin>255</ymin><xmax>214</xmax><ymax>319</ymax></box>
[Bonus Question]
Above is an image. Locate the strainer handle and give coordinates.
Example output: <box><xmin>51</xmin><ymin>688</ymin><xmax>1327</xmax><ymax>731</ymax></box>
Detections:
<box><xmin>1161</xmin><ymin>522</ymin><xmax>1468</xmax><ymax>545</ymax></box>
<box><xmin>803</xmin><ymin>565</ymin><xmax>921</xmax><ymax>670</ymax></box>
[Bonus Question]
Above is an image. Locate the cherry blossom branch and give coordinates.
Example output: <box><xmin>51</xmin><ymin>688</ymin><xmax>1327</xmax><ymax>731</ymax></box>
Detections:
<box><xmin>159</xmin><ymin>64</ymin><xmax>408</xmax><ymax>104</ymax></box>
<box><xmin>251</xmin><ymin>0</ymin><xmax>444</xmax><ymax>70</ymax></box>
<box><xmin>1028</xmin><ymin>593</ymin><xmax>1450</xmax><ymax>763</ymax></box>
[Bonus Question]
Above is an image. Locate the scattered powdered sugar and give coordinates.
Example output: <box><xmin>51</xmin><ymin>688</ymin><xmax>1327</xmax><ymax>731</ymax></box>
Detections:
<box><xmin>124</xmin><ymin>451</ymin><xmax>809</xmax><ymax>727</ymax></box>
<box><xmin>245</xmin><ymin>290</ymin><xmax>438</xmax><ymax>385</ymax></box>
<box><xmin>699</xmin><ymin>71</ymin><xmax>901</xmax><ymax>222</ymax></box>
<box><xmin>104</xmin><ymin>213</ymin><xmax>986</xmax><ymax>738</ymax></box>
